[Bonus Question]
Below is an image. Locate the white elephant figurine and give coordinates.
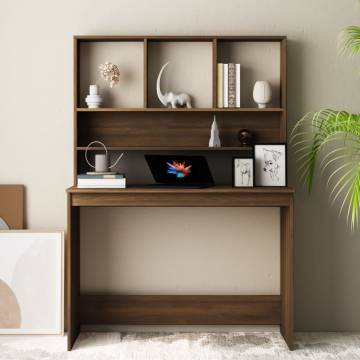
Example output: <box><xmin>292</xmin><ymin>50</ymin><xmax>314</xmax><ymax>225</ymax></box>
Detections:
<box><xmin>156</xmin><ymin>62</ymin><xmax>192</xmax><ymax>108</ymax></box>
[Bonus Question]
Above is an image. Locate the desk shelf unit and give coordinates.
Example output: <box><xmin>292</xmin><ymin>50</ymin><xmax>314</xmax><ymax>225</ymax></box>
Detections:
<box><xmin>68</xmin><ymin>35</ymin><xmax>293</xmax><ymax>351</ymax></box>
<box><xmin>74</xmin><ymin>35</ymin><xmax>287</xmax><ymax>176</ymax></box>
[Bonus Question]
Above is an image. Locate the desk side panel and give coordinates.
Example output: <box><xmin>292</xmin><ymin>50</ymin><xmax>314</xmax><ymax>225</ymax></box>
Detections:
<box><xmin>67</xmin><ymin>194</ymin><xmax>80</xmax><ymax>350</ymax></box>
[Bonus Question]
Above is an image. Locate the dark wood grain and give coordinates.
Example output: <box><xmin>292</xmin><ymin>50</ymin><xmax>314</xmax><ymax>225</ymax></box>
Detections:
<box><xmin>67</xmin><ymin>193</ymin><xmax>80</xmax><ymax>350</ymax></box>
<box><xmin>76</xmin><ymin>146</ymin><xmax>253</xmax><ymax>151</ymax></box>
<box><xmin>77</xmin><ymin>112</ymin><xmax>281</xmax><ymax>148</ymax></box>
<box><xmin>75</xmin><ymin>35</ymin><xmax>286</xmax><ymax>42</ymax></box>
<box><xmin>68</xmin><ymin>186</ymin><xmax>293</xmax><ymax>207</ymax></box>
<box><xmin>213</xmin><ymin>39</ymin><xmax>217</xmax><ymax>107</ymax></box>
<box><xmin>280</xmin><ymin>195</ymin><xmax>294</xmax><ymax>350</ymax></box>
<box><xmin>280</xmin><ymin>38</ymin><xmax>287</xmax><ymax>142</ymax></box>
<box><xmin>80</xmin><ymin>295</ymin><xmax>281</xmax><ymax>325</ymax></box>
<box><xmin>76</xmin><ymin>107</ymin><xmax>284</xmax><ymax>112</ymax></box>
<box><xmin>69</xmin><ymin>34</ymin><xmax>292</xmax><ymax>351</ymax></box>
<box><xmin>143</xmin><ymin>38</ymin><xmax>148</xmax><ymax>107</ymax></box>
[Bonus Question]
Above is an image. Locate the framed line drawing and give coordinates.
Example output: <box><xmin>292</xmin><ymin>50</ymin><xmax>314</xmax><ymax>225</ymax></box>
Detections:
<box><xmin>233</xmin><ymin>158</ymin><xmax>254</xmax><ymax>187</ymax></box>
<box><xmin>254</xmin><ymin>144</ymin><xmax>287</xmax><ymax>186</ymax></box>
<box><xmin>0</xmin><ymin>231</ymin><xmax>64</xmax><ymax>334</ymax></box>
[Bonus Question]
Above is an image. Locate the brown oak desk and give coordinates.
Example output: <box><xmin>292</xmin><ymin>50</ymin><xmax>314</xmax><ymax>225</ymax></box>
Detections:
<box><xmin>67</xmin><ymin>186</ymin><xmax>294</xmax><ymax>350</ymax></box>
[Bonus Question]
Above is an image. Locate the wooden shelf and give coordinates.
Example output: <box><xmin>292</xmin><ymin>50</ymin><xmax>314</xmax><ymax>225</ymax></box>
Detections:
<box><xmin>76</xmin><ymin>146</ymin><xmax>253</xmax><ymax>151</ymax></box>
<box><xmin>77</xmin><ymin>107</ymin><xmax>284</xmax><ymax>113</ymax></box>
<box><xmin>67</xmin><ymin>185</ymin><xmax>294</xmax><ymax>194</ymax></box>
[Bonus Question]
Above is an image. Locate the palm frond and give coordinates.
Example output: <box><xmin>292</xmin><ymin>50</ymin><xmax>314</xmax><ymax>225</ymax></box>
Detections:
<box><xmin>291</xmin><ymin>109</ymin><xmax>360</xmax><ymax>229</ymax></box>
<box><xmin>339</xmin><ymin>25</ymin><xmax>360</xmax><ymax>56</ymax></box>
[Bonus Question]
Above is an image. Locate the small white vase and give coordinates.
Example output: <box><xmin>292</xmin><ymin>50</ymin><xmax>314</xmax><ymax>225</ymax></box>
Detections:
<box><xmin>85</xmin><ymin>85</ymin><xmax>103</xmax><ymax>108</ymax></box>
<box><xmin>253</xmin><ymin>81</ymin><xmax>272</xmax><ymax>109</ymax></box>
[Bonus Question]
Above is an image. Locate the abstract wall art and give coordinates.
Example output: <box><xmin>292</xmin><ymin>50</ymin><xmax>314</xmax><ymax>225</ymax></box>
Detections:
<box><xmin>0</xmin><ymin>231</ymin><xmax>64</xmax><ymax>334</ymax></box>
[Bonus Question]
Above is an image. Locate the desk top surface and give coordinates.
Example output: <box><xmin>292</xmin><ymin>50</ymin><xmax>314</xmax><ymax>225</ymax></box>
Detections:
<box><xmin>67</xmin><ymin>186</ymin><xmax>294</xmax><ymax>194</ymax></box>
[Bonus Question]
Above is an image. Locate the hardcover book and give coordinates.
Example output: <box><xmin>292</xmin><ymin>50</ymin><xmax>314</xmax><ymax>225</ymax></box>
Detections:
<box><xmin>223</xmin><ymin>64</ymin><xmax>229</xmax><ymax>108</ymax></box>
<box><xmin>217</xmin><ymin>63</ymin><xmax>224</xmax><ymax>108</ymax></box>
<box><xmin>236</xmin><ymin>63</ymin><xmax>241</xmax><ymax>107</ymax></box>
<box><xmin>228</xmin><ymin>63</ymin><xmax>236</xmax><ymax>108</ymax></box>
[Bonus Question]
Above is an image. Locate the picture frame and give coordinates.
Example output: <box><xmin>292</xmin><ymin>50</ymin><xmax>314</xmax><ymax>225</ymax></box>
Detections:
<box><xmin>233</xmin><ymin>157</ymin><xmax>254</xmax><ymax>187</ymax></box>
<box><xmin>254</xmin><ymin>144</ymin><xmax>287</xmax><ymax>186</ymax></box>
<box><xmin>0</xmin><ymin>230</ymin><xmax>64</xmax><ymax>335</ymax></box>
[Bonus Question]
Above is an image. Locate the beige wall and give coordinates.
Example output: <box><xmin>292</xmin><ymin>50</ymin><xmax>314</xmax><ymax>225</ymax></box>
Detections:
<box><xmin>1</xmin><ymin>0</ymin><xmax>360</xmax><ymax>330</ymax></box>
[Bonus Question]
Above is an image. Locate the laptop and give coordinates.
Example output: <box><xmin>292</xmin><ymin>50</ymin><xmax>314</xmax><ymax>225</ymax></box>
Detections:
<box><xmin>145</xmin><ymin>155</ymin><xmax>214</xmax><ymax>188</ymax></box>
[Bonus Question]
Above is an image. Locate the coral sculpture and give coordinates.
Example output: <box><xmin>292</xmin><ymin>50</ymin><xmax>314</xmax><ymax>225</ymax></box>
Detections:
<box><xmin>99</xmin><ymin>62</ymin><xmax>120</xmax><ymax>88</ymax></box>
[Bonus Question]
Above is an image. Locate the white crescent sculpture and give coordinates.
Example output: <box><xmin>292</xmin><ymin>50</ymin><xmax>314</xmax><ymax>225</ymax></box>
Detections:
<box><xmin>156</xmin><ymin>62</ymin><xmax>192</xmax><ymax>108</ymax></box>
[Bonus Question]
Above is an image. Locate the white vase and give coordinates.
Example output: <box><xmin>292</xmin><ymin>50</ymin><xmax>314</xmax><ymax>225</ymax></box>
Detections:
<box><xmin>253</xmin><ymin>81</ymin><xmax>272</xmax><ymax>109</ymax></box>
<box><xmin>85</xmin><ymin>85</ymin><xmax>103</xmax><ymax>108</ymax></box>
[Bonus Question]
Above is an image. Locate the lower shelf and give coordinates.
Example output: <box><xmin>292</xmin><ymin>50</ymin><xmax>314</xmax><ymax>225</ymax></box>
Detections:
<box><xmin>80</xmin><ymin>295</ymin><xmax>281</xmax><ymax>325</ymax></box>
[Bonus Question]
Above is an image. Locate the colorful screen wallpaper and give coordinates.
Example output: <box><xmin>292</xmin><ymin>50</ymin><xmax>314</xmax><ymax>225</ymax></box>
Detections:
<box><xmin>166</xmin><ymin>160</ymin><xmax>192</xmax><ymax>178</ymax></box>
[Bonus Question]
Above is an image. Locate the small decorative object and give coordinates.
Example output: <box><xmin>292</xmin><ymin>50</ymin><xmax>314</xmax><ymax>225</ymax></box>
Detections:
<box><xmin>238</xmin><ymin>129</ymin><xmax>254</xmax><ymax>147</ymax></box>
<box><xmin>209</xmin><ymin>115</ymin><xmax>221</xmax><ymax>147</ymax></box>
<box><xmin>85</xmin><ymin>85</ymin><xmax>103</xmax><ymax>108</ymax></box>
<box><xmin>85</xmin><ymin>141</ymin><xmax>124</xmax><ymax>174</ymax></box>
<box><xmin>233</xmin><ymin>158</ymin><xmax>254</xmax><ymax>187</ymax></box>
<box><xmin>253</xmin><ymin>81</ymin><xmax>272</xmax><ymax>109</ymax></box>
<box><xmin>0</xmin><ymin>231</ymin><xmax>64</xmax><ymax>334</ymax></box>
<box><xmin>254</xmin><ymin>144</ymin><xmax>287</xmax><ymax>186</ymax></box>
<box><xmin>156</xmin><ymin>62</ymin><xmax>192</xmax><ymax>108</ymax></box>
<box><xmin>99</xmin><ymin>61</ymin><xmax>120</xmax><ymax>88</ymax></box>
<box><xmin>0</xmin><ymin>218</ymin><xmax>9</xmax><ymax>230</ymax></box>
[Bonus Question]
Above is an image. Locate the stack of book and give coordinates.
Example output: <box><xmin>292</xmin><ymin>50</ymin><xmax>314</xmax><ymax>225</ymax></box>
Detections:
<box><xmin>77</xmin><ymin>173</ymin><xmax>126</xmax><ymax>188</ymax></box>
<box><xmin>217</xmin><ymin>63</ymin><xmax>241</xmax><ymax>108</ymax></box>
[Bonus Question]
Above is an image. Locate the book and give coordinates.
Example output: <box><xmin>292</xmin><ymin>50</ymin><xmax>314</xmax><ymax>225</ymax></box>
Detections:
<box><xmin>77</xmin><ymin>179</ymin><xmax>126</xmax><ymax>184</ymax></box>
<box><xmin>236</xmin><ymin>63</ymin><xmax>241</xmax><ymax>108</ymax></box>
<box><xmin>228</xmin><ymin>63</ymin><xmax>236</xmax><ymax>108</ymax></box>
<box><xmin>77</xmin><ymin>184</ymin><xmax>126</xmax><ymax>188</ymax></box>
<box><xmin>77</xmin><ymin>175</ymin><xmax>126</xmax><ymax>188</ymax></box>
<box><xmin>78</xmin><ymin>174</ymin><xmax>125</xmax><ymax>179</ymax></box>
<box><xmin>86</xmin><ymin>171</ymin><xmax>118</xmax><ymax>175</ymax></box>
<box><xmin>223</xmin><ymin>64</ymin><xmax>229</xmax><ymax>108</ymax></box>
<box><xmin>217</xmin><ymin>63</ymin><xmax>224</xmax><ymax>108</ymax></box>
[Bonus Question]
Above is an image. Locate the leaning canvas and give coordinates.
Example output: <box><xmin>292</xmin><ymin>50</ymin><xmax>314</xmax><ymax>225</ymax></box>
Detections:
<box><xmin>0</xmin><ymin>231</ymin><xmax>64</xmax><ymax>334</ymax></box>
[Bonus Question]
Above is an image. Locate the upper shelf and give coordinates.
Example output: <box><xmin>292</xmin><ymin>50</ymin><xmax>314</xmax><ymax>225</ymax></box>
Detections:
<box><xmin>77</xmin><ymin>146</ymin><xmax>253</xmax><ymax>151</ymax></box>
<box><xmin>76</xmin><ymin>107</ymin><xmax>284</xmax><ymax>113</ymax></box>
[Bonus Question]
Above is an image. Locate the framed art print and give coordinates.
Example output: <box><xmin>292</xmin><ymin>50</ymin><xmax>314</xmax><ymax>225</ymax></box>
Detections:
<box><xmin>233</xmin><ymin>158</ymin><xmax>254</xmax><ymax>187</ymax></box>
<box><xmin>254</xmin><ymin>144</ymin><xmax>287</xmax><ymax>186</ymax></box>
<box><xmin>0</xmin><ymin>231</ymin><xmax>64</xmax><ymax>334</ymax></box>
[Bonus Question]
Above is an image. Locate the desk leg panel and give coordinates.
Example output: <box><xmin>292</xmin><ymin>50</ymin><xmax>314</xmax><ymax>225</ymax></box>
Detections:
<box><xmin>67</xmin><ymin>194</ymin><xmax>80</xmax><ymax>350</ymax></box>
<box><xmin>280</xmin><ymin>198</ymin><xmax>294</xmax><ymax>350</ymax></box>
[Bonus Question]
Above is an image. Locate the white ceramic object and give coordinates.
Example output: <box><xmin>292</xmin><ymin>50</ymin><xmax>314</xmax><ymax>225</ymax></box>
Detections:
<box><xmin>85</xmin><ymin>85</ymin><xmax>103</xmax><ymax>108</ymax></box>
<box><xmin>156</xmin><ymin>62</ymin><xmax>192</xmax><ymax>108</ymax></box>
<box><xmin>85</xmin><ymin>141</ymin><xmax>124</xmax><ymax>173</ymax></box>
<box><xmin>209</xmin><ymin>116</ymin><xmax>221</xmax><ymax>147</ymax></box>
<box><xmin>253</xmin><ymin>81</ymin><xmax>272</xmax><ymax>109</ymax></box>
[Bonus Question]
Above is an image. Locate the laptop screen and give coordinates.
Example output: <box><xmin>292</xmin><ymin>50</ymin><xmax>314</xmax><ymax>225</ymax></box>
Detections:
<box><xmin>145</xmin><ymin>155</ymin><xmax>214</xmax><ymax>185</ymax></box>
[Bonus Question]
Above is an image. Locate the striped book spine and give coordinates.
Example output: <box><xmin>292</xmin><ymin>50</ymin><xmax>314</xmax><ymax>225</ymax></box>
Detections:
<box><xmin>228</xmin><ymin>63</ymin><xmax>236</xmax><ymax>108</ymax></box>
<box><xmin>236</xmin><ymin>63</ymin><xmax>241</xmax><ymax>108</ymax></box>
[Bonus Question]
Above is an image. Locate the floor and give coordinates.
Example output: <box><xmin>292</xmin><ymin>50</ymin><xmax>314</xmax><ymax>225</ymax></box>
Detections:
<box><xmin>1</xmin><ymin>332</ymin><xmax>360</xmax><ymax>359</ymax></box>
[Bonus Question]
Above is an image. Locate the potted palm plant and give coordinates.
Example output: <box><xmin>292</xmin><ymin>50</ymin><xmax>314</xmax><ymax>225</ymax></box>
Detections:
<box><xmin>291</xmin><ymin>24</ymin><xmax>360</xmax><ymax>229</ymax></box>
